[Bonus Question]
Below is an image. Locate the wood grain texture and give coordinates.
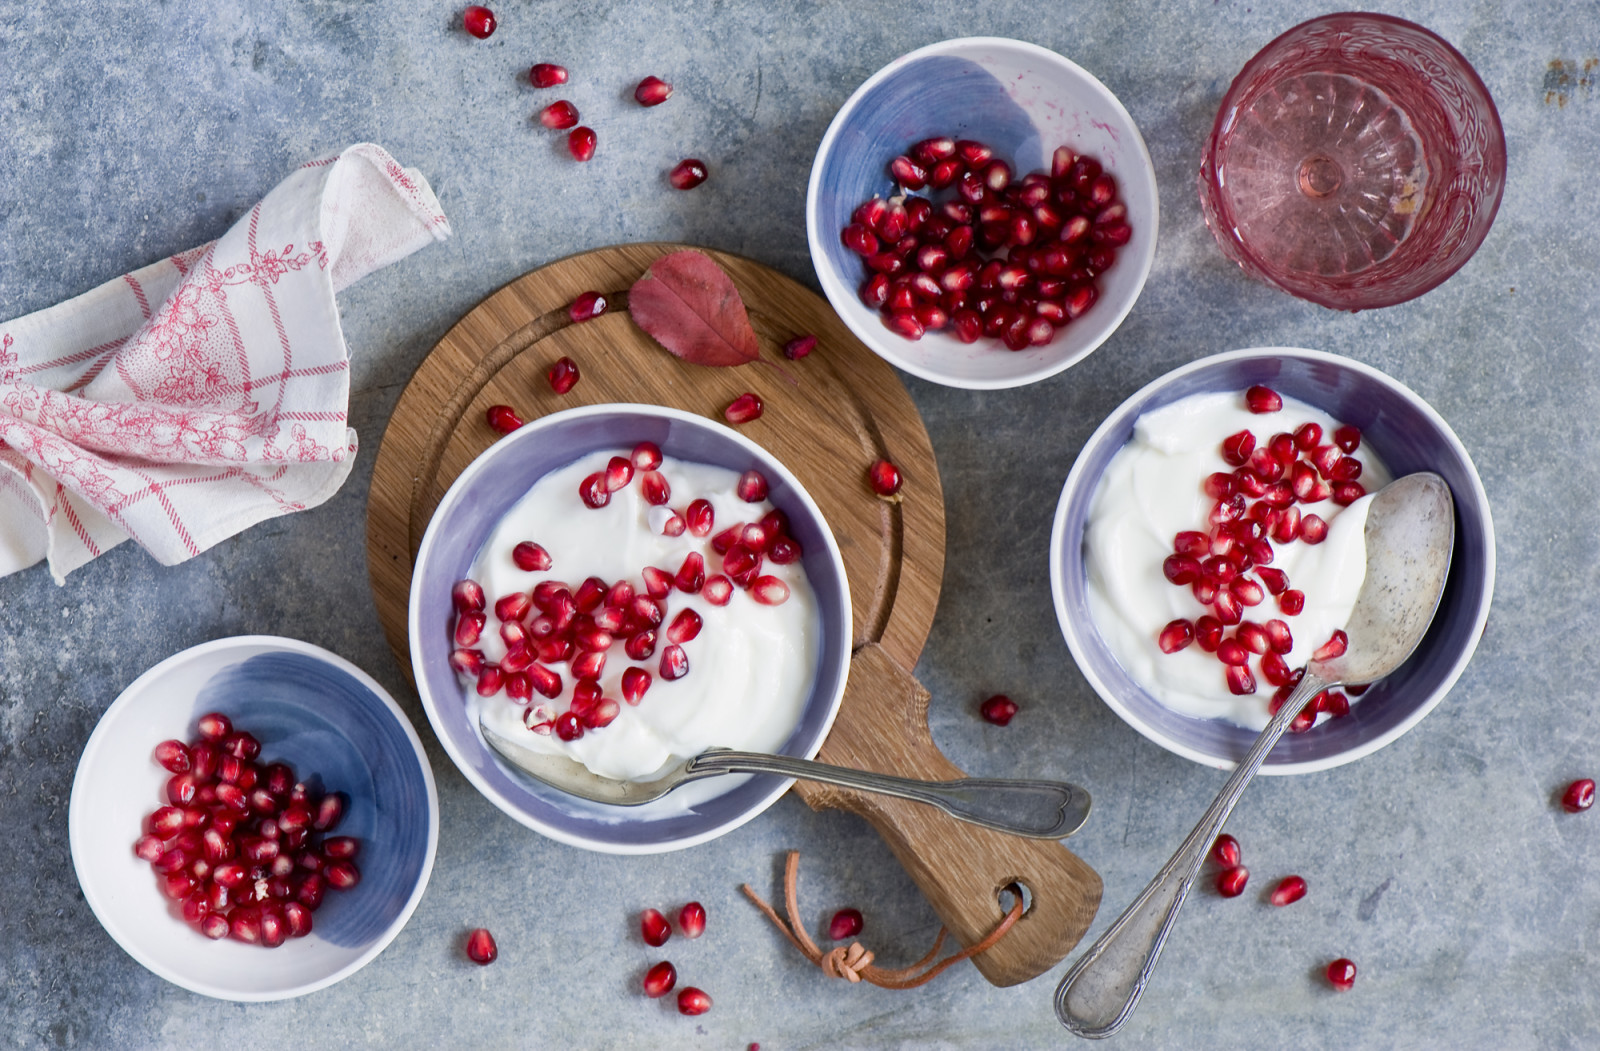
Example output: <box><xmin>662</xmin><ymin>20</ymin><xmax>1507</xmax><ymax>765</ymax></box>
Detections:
<box><xmin>365</xmin><ymin>243</ymin><xmax>1100</xmax><ymax>986</ymax></box>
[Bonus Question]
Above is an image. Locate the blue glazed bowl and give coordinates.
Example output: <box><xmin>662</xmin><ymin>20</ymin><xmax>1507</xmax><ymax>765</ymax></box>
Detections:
<box><xmin>807</xmin><ymin>37</ymin><xmax>1158</xmax><ymax>390</ymax></box>
<box><xmin>409</xmin><ymin>404</ymin><xmax>853</xmax><ymax>854</ymax></box>
<box><xmin>69</xmin><ymin>636</ymin><xmax>438</xmax><ymax>1001</ymax></box>
<box><xmin>1050</xmin><ymin>348</ymin><xmax>1495</xmax><ymax>773</ymax></box>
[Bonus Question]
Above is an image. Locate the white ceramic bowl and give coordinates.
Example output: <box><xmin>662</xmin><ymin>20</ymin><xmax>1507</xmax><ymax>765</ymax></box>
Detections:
<box><xmin>409</xmin><ymin>404</ymin><xmax>854</xmax><ymax>854</ymax></box>
<box><xmin>807</xmin><ymin>36</ymin><xmax>1158</xmax><ymax>390</ymax></box>
<box><xmin>69</xmin><ymin>636</ymin><xmax>439</xmax><ymax>1001</ymax></box>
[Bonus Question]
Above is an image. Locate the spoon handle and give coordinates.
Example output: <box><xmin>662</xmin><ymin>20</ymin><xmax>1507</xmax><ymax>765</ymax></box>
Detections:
<box><xmin>686</xmin><ymin>751</ymin><xmax>1092</xmax><ymax>839</ymax></box>
<box><xmin>1053</xmin><ymin>671</ymin><xmax>1329</xmax><ymax>1039</ymax></box>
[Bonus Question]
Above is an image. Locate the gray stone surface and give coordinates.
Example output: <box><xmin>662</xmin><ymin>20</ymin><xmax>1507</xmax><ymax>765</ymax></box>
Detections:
<box><xmin>0</xmin><ymin>0</ymin><xmax>1592</xmax><ymax>1047</ymax></box>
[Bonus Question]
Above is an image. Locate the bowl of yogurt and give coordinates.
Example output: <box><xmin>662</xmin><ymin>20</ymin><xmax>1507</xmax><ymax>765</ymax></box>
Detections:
<box><xmin>1051</xmin><ymin>348</ymin><xmax>1494</xmax><ymax>774</ymax></box>
<box><xmin>409</xmin><ymin>405</ymin><xmax>852</xmax><ymax>853</ymax></box>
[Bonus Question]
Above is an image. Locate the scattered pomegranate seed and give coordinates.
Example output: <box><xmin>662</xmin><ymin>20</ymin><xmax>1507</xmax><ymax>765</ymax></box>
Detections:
<box><xmin>579</xmin><ymin>471</ymin><xmax>611</xmax><ymax>508</ymax></box>
<box><xmin>641</xmin><ymin>907</ymin><xmax>671</xmax><ymax>947</ymax></box>
<box><xmin>1563</xmin><ymin>778</ymin><xmax>1596</xmax><ymax>812</ymax></box>
<box><xmin>539</xmin><ymin>100</ymin><xmax>579</xmax><ymax>130</ymax></box>
<box><xmin>868</xmin><ymin>459</ymin><xmax>902</xmax><ymax>496</ymax></box>
<box><xmin>643</xmin><ymin>960</ymin><xmax>678</xmax><ymax>997</ymax></box>
<box><xmin>1270</xmin><ymin>875</ymin><xmax>1307</xmax><ymax>906</ymax></box>
<box><xmin>750</xmin><ymin>576</ymin><xmax>790</xmax><ymax>606</ymax></box>
<box><xmin>1326</xmin><ymin>958</ymin><xmax>1357</xmax><ymax>991</ymax></box>
<box><xmin>567</xmin><ymin>126</ymin><xmax>597</xmax><ymax>162</ymax></box>
<box><xmin>1216</xmin><ymin>865</ymin><xmax>1249</xmax><ymax>897</ymax></box>
<box><xmin>466</xmin><ymin>927</ymin><xmax>498</xmax><ymax>964</ymax></box>
<box><xmin>736</xmin><ymin>470</ymin><xmax>769</xmax><ymax>502</ymax></box>
<box><xmin>669</xmin><ymin>159</ymin><xmax>708</xmax><ymax>190</ymax></box>
<box><xmin>829</xmin><ymin>908</ymin><xmax>864</xmax><ymax>940</ymax></box>
<box><xmin>677</xmin><ymin>987</ymin><xmax>712</xmax><ymax>1016</ymax></box>
<box><xmin>639</xmin><ymin>470</ymin><xmax>671</xmax><ymax>506</ymax></box>
<box><xmin>462</xmin><ymin>6</ymin><xmax>496</xmax><ymax>38</ymax></box>
<box><xmin>487</xmin><ymin>404</ymin><xmax>524</xmax><ymax>434</ymax></box>
<box><xmin>634</xmin><ymin>75</ymin><xmax>673</xmax><ymax>106</ymax></box>
<box><xmin>1332</xmin><ymin>425</ymin><xmax>1362</xmax><ymax>452</ymax></box>
<box><xmin>530</xmin><ymin>63</ymin><xmax>568</xmax><ymax>88</ymax></box>
<box><xmin>511</xmin><ymin>542</ymin><xmax>552</xmax><ymax>572</ymax></box>
<box><xmin>980</xmin><ymin>694</ymin><xmax>1018</xmax><ymax>726</ymax></box>
<box><xmin>1158</xmin><ymin>619</ymin><xmax>1194</xmax><ymax>653</ymax></box>
<box><xmin>1312</xmin><ymin>629</ymin><xmax>1348</xmax><ymax>662</ymax></box>
<box><xmin>725</xmin><ymin>393</ymin><xmax>764</xmax><ymax>424</ymax></box>
<box><xmin>660</xmin><ymin>644</ymin><xmax>689</xmax><ymax>680</ymax></box>
<box><xmin>783</xmin><ymin>334</ymin><xmax>817</xmax><ymax>360</ymax></box>
<box><xmin>702</xmin><ymin>575</ymin><xmax>733</xmax><ymax>605</ymax></box>
<box><xmin>678</xmin><ymin>901</ymin><xmax>706</xmax><ymax>938</ymax></box>
<box><xmin>1211</xmin><ymin>834</ymin><xmax>1240</xmax><ymax>868</ymax></box>
<box><xmin>621</xmin><ymin>667</ymin><xmax>652</xmax><ymax>705</ymax></box>
<box><xmin>1244</xmin><ymin>385</ymin><xmax>1283</xmax><ymax>413</ymax></box>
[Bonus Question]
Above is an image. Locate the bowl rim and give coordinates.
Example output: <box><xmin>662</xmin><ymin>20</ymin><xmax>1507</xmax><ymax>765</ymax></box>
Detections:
<box><xmin>408</xmin><ymin>402</ymin><xmax>853</xmax><ymax>854</ymax></box>
<box><xmin>1198</xmin><ymin>12</ymin><xmax>1508</xmax><ymax>311</ymax></box>
<box><xmin>805</xmin><ymin>35</ymin><xmax>1159</xmax><ymax>390</ymax></box>
<box><xmin>1049</xmin><ymin>347</ymin><xmax>1496</xmax><ymax>774</ymax></box>
<box><xmin>67</xmin><ymin>634</ymin><xmax>441</xmax><ymax>1002</ymax></box>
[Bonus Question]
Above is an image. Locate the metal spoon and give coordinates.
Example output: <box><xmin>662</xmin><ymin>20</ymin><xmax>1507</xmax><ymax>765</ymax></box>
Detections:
<box><xmin>1055</xmin><ymin>472</ymin><xmax>1454</xmax><ymax>1038</ymax></box>
<box><xmin>479</xmin><ymin>717</ymin><xmax>1093</xmax><ymax>839</ymax></box>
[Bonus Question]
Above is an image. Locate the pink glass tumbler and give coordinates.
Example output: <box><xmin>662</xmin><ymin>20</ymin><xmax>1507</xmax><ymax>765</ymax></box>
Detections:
<box><xmin>1198</xmin><ymin>13</ymin><xmax>1506</xmax><ymax>311</ymax></box>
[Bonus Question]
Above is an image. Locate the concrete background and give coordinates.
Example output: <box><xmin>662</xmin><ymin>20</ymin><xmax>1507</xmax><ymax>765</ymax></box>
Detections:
<box><xmin>1</xmin><ymin>1</ymin><xmax>1593</xmax><ymax>1047</ymax></box>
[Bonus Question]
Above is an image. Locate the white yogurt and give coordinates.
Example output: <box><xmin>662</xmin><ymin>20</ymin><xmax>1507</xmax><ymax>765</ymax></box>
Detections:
<box><xmin>1085</xmin><ymin>390</ymin><xmax>1390</xmax><ymax>729</ymax></box>
<box><xmin>467</xmin><ymin>449</ymin><xmax>821</xmax><ymax>781</ymax></box>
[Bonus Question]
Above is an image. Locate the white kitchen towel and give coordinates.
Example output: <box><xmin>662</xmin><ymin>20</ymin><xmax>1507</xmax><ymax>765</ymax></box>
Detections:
<box><xmin>0</xmin><ymin>143</ymin><xmax>450</xmax><ymax>583</ymax></box>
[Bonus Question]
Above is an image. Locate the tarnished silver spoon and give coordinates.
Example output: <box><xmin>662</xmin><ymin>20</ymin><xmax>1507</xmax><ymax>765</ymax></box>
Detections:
<box><xmin>479</xmin><ymin>717</ymin><xmax>1093</xmax><ymax>839</ymax></box>
<box><xmin>1055</xmin><ymin>472</ymin><xmax>1454</xmax><ymax>1039</ymax></box>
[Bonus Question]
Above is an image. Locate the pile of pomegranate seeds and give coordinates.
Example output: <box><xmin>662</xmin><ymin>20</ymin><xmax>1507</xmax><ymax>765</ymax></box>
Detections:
<box><xmin>462</xmin><ymin>5</ymin><xmax>496</xmax><ymax>38</ymax></box>
<box><xmin>466</xmin><ymin>927</ymin><xmax>498</xmax><ymax>964</ymax></box>
<box><xmin>451</xmin><ymin>444</ymin><xmax>800</xmax><ymax>742</ymax></box>
<box><xmin>1209</xmin><ymin>833</ymin><xmax>1248</xmax><ymax>897</ymax></box>
<box><xmin>1156</xmin><ymin>386</ymin><xmax>1370</xmax><ymax>719</ymax></box>
<box><xmin>1563</xmin><ymin>778</ymin><xmax>1595</xmax><ymax>812</ymax></box>
<box><xmin>979</xmin><ymin>694</ymin><xmax>1018</xmax><ymax>726</ymax></box>
<box><xmin>135</xmin><ymin>713</ymin><xmax>358</xmax><ymax>946</ymax></box>
<box><xmin>636</xmin><ymin>903</ymin><xmax>714</xmax><ymax>1013</ymax></box>
<box><xmin>842</xmin><ymin>138</ymin><xmax>1130</xmax><ymax>348</ymax></box>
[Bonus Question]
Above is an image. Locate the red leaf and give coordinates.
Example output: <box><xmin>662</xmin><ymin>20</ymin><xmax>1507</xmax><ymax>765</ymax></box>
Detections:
<box><xmin>628</xmin><ymin>250</ymin><xmax>759</xmax><ymax>367</ymax></box>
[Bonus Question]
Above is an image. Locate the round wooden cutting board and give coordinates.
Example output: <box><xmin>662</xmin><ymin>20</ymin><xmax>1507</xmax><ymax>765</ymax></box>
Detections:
<box><xmin>365</xmin><ymin>243</ymin><xmax>1101</xmax><ymax>987</ymax></box>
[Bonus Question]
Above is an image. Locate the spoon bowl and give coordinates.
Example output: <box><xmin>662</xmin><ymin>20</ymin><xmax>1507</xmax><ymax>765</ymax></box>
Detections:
<box><xmin>479</xmin><ymin>717</ymin><xmax>1093</xmax><ymax>840</ymax></box>
<box><xmin>1055</xmin><ymin>472</ymin><xmax>1454</xmax><ymax>1038</ymax></box>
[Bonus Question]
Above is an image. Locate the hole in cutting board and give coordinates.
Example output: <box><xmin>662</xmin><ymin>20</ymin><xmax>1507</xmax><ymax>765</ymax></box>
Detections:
<box><xmin>998</xmin><ymin>881</ymin><xmax>1035</xmax><ymax>917</ymax></box>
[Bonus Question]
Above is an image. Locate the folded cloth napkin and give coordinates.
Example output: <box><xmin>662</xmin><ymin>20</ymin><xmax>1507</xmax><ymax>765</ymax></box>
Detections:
<box><xmin>0</xmin><ymin>143</ymin><xmax>450</xmax><ymax>583</ymax></box>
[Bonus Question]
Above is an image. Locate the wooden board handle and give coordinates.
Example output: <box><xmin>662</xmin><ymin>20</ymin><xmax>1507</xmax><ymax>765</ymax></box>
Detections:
<box><xmin>796</xmin><ymin>645</ymin><xmax>1102</xmax><ymax>987</ymax></box>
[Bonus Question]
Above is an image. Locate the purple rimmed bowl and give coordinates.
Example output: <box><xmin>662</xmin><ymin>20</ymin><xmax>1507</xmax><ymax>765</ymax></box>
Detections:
<box><xmin>409</xmin><ymin>404</ymin><xmax>852</xmax><ymax>853</ymax></box>
<box><xmin>1050</xmin><ymin>348</ymin><xmax>1494</xmax><ymax>773</ymax></box>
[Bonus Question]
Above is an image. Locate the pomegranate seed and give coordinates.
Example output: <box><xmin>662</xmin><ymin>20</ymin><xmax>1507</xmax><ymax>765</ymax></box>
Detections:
<box><xmin>1158</xmin><ymin>619</ymin><xmax>1194</xmax><ymax>653</ymax></box>
<box><xmin>555</xmin><ymin>712</ymin><xmax>584</xmax><ymax>740</ymax></box>
<box><xmin>641</xmin><ymin>566</ymin><xmax>673</xmax><ymax>599</ymax></box>
<box><xmin>979</xmin><ymin>694</ymin><xmax>1018</xmax><ymax>726</ymax></box>
<box><xmin>644</xmin><ymin>960</ymin><xmax>678</xmax><ymax>997</ymax></box>
<box><xmin>620</xmin><ymin>667</ymin><xmax>652</xmax><ymax>705</ymax></box>
<box><xmin>154</xmin><ymin>739</ymin><xmax>192</xmax><ymax>773</ymax></box>
<box><xmin>1244</xmin><ymin>385</ymin><xmax>1282</xmax><ymax>413</ymax></box>
<box><xmin>634</xmin><ymin>75</ymin><xmax>673</xmax><ymax>106</ymax></box>
<box><xmin>639</xmin><ymin>469</ymin><xmax>671</xmax><ymax>506</ymax></box>
<box><xmin>863</xmin><ymin>458</ymin><xmax>904</xmax><ymax>497</ymax></box>
<box><xmin>230</xmin><ymin>908</ymin><xmax>262</xmax><ymax>943</ymax></box>
<box><xmin>487</xmin><ymin>404</ymin><xmax>523</xmax><ymax>434</ymax></box>
<box><xmin>572</xmin><ymin>649</ymin><xmax>607</xmax><ymax>681</ymax></box>
<box><xmin>1278</xmin><ymin>589</ymin><xmax>1306</xmax><ymax>615</ymax></box>
<box><xmin>670</xmin><ymin>551</ymin><xmax>704</xmax><ymax>594</ymax></box>
<box><xmin>1333</xmin><ymin>425</ymin><xmax>1362</xmax><ymax>452</ymax></box>
<box><xmin>680</xmin><ymin>499</ymin><xmax>714</xmax><ymax>538</ymax></box>
<box><xmin>783</xmin><ymin>334</ymin><xmax>817</xmax><ymax>360</ymax></box>
<box><xmin>1225</xmin><ymin>664</ymin><xmax>1256</xmax><ymax>695</ymax></box>
<box><xmin>1217</xmin><ymin>639</ymin><xmax>1249</xmax><ymax>666</ymax></box>
<box><xmin>200</xmin><ymin>913</ymin><xmax>230</xmax><ymax>939</ymax></box>
<box><xmin>567</xmin><ymin>126</ymin><xmax>597</xmax><ymax>161</ymax></box>
<box><xmin>1260</xmin><ymin>652</ymin><xmax>1293</xmax><ymax>686</ymax></box>
<box><xmin>631</xmin><ymin>441</ymin><xmax>663</xmax><ymax>471</ymax></box>
<box><xmin>632</xmin><ymin>595</ymin><xmax>664</xmax><ymax>627</ymax></box>
<box><xmin>1293</xmin><ymin>422</ymin><xmax>1322</xmax><ymax>450</ymax></box>
<box><xmin>824</xmin><ymin>907</ymin><xmax>866</xmax><ymax>941</ymax></box>
<box><xmin>641</xmin><ymin>907</ymin><xmax>671</xmax><ymax>946</ymax></box>
<box><xmin>885</xmin><ymin>311</ymin><xmax>924</xmax><ymax>340</ymax></box>
<box><xmin>530</xmin><ymin>63</ymin><xmax>568</xmax><ymax>88</ymax></box>
<box><xmin>1216</xmin><ymin>865</ymin><xmax>1249</xmax><ymax>897</ymax></box>
<box><xmin>539</xmin><ymin>100</ymin><xmax>579</xmax><ymax>130</ymax></box>
<box><xmin>1211</xmin><ymin>834</ymin><xmax>1240</xmax><ymax>868</ymax></box>
<box><xmin>1299</xmin><ymin>514</ymin><xmax>1328</xmax><ymax>544</ymax></box>
<box><xmin>1327</xmin><ymin>958</ymin><xmax>1357</xmax><ymax>991</ymax></box>
<box><xmin>312</xmin><ymin>794</ymin><xmax>344</xmax><ymax>832</ymax></box>
<box><xmin>667</xmin><ymin>608</ymin><xmax>703</xmax><ymax>644</ymax></box>
<box><xmin>725</xmin><ymin>393</ymin><xmax>764</xmax><ymax>424</ymax></box>
<box><xmin>494</xmin><ymin>592</ymin><xmax>531</xmax><ymax>622</ymax></box>
<box><xmin>1312</xmin><ymin>630</ymin><xmax>1348</xmax><ymax>662</ymax></box>
<box><xmin>1204</xmin><ymin>472</ymin><xmax>1235</xmax><ymax>499</ymax></box>
<box><xmin>1230</xmin><ymin>577</ymin><xmax>1265</xmax><ymax>606</ymax></box>
<box><xmin>1236</xmin><ymin>622</ymin><xmax>1270</xmax><ymax>654</ymax></box>
<box><xmin>747</xmin><ymin>575</ymin><xmax>788</xmax><ymax>605</ymax></box>
<box><xmin>1195</xmin><ymin>616</ymin><xmax>1224</xmax><ymax>651</ymax></box>
<box><xmin>462</xmin><ymin>6</ymin><xmax>496</xmax><ymax>38</ymax></box>
<box><xmin>1270</xmin><ymin>875</ymin><xmax>1307</xmax><ymax>906</ymax></box>
<box><xmin>451</xmin><ymin>579</ymin><xmax>486</xmax><ymax>614</ymax></box>
<box><xmin>737</xmin><ymin>470</ymin><xmax>769</xmax><ymax>502</ymax></box>
<box><xmin>1213</xmin><ymin>590</ymin><xmax>1243</xmax><ymax>626</ymax></box>
<box><xmin>677</xmin><ymin>988</ymin><xmax>712</xmax><ymax>1016</ymax></box>
<box><xmin>1332</xmin><ymin>481</ymin><xmax>1366</xmax><ymax>506</ymax></box>
<box><xmin>660</xmin><ymin>644</ymin><xmax>689</xmax><ymax>680</ymax></box>
<box><xmin>466</xmin><ymin>927</ymin><xmax>498</xmax><ymax>965</ymax></box>
<box><xmin>678</xmin><ymin>901</ymin><xmax>706</xmax><ymax>938</ymax></box>
<box><xmin>702</xmin><ymin>575</ymin><xmax>733</xmax><ymax>605</ymax></box>
<box><xmin>1264</xmin><ymin>619</ymin><xmax>1293</xmax><ymax>653</ymax></box>
<box><xmin>167</xmin><ymin>772</ymin><xmax>199</xmax><ymax>806</ymax></box>
<box><xmin>956</xmin><ymin>139</ymin><xmax>993</xmax><ymax>167</ymax></box>
<box><xmin>670</xmin><ymin>158</ymin><xmax>708</xmax><ymax>190</ymax></box>
<box><xmin>579</xmin><ymin>471</ymin><xmax>610</xmax><ymax>508</ymax></box>
<box><xmin>1221</xmin><ymin>430</ymin><xmax>1256</xmax><ymax>466</ymax></box>
<box><xmin>889</xmin><ymin>155</ymin><xmax>928</xmax><ymax>189</ymax></box>
<box><xmin>1322</xmin><ymin>691</ymin><xmax>1351</xmax><ymax>718</ymax></box>
<box><xmin>1563</xmin><ymin>778</ymin><xmax>1595</xmax><ymax>812</ymax></box>
<box><xmin>511</xmin><ymin>542</ymin><xmax>552</xmax><ymax>572</ymax></box>
<box><xmin>1163</xmin><ymin>555</ymin><xmax>1202</xmax><ymax>585</ymax></box>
